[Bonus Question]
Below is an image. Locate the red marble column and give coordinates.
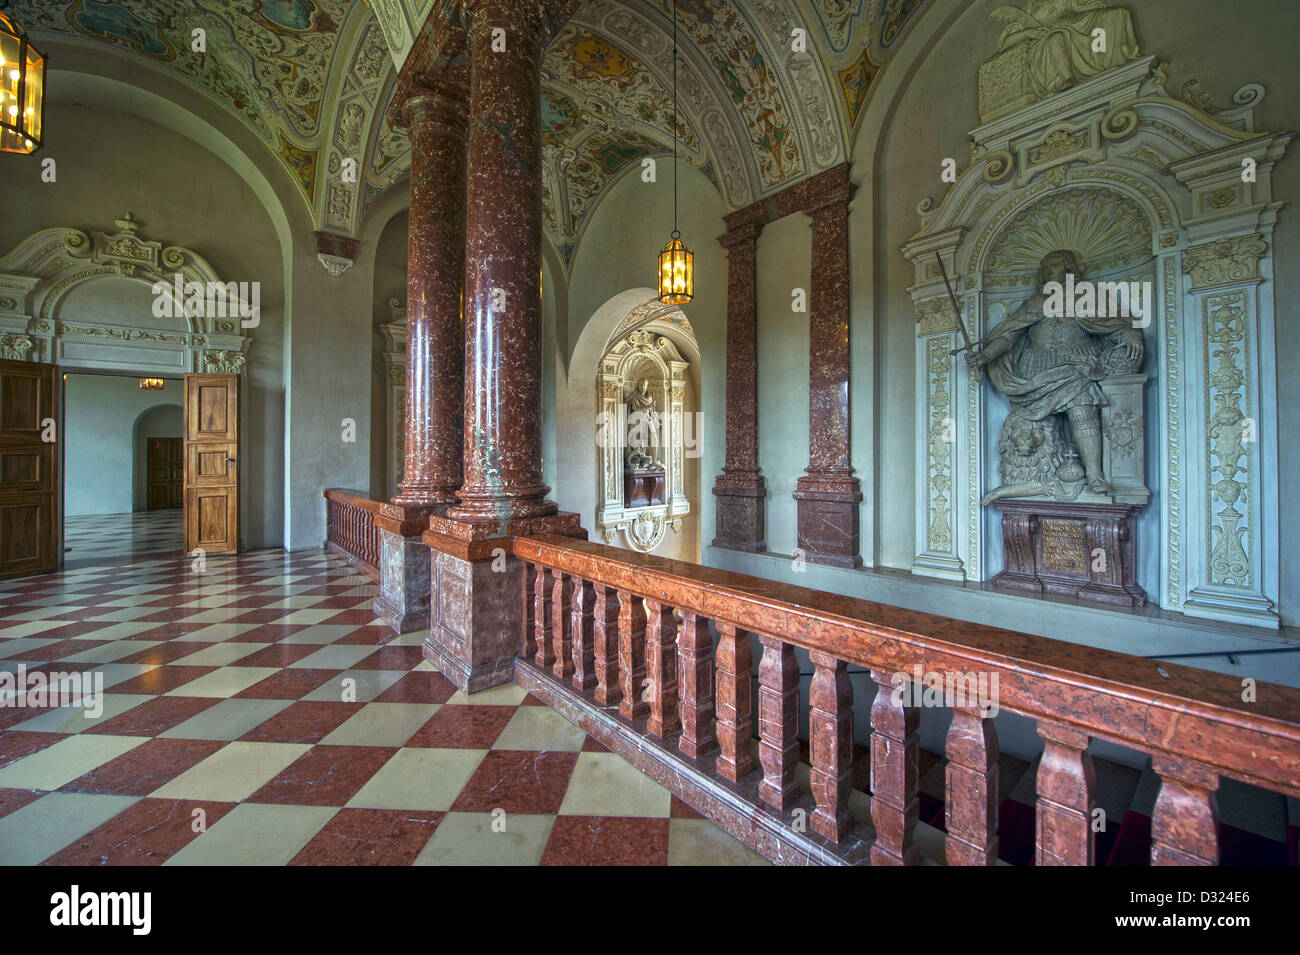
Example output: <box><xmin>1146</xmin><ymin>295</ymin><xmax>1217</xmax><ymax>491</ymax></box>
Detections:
<box><xmin>395</xmin><ymin>81</ymin><xmax>467</xmax><ymax>509</ymax></box>
<box><xmin>712</xmin><ymin>220</ymin><xmax>767</xmax><ymax>552</ymax></box>
<box><xmin>372</xmin><ymin>73</ymin><xmax>468</xmax><ymax>635</ymax></box>
<box><xmin>794</xmin><ymin>173</ymin><xmax>862</xmax><ymax>567</ymax></box>
<box><xmin>447</xmin><ymin>0</ymin><xmax>554</xmax><ymax>526</ymax></box>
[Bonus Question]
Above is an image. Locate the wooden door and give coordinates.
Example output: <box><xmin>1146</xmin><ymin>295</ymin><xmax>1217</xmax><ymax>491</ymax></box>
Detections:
<box><xmin>146</xmin><ymin>437</ymin><xmax>183</xmax><ymax>510</ymax></box>
<box><xmin>0</xmin><ymin>359</ymin><xmax>58</xmax><ymax>579</ymax></box>
<box><xmin>184</xmin><ymin>374</ymin><xmax>239</xmax><ymax>555</ymax></box>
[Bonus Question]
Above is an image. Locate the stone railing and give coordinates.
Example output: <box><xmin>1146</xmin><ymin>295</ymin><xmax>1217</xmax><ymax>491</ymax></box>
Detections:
<box><xmin>323</xmin><ymin>488</ymin><xmax>383</xmax><ymax>581</ymax></box>
<box><xmin>512</xmin><ymin>533</ymin><xmax>1300</xmax><ymax>866</ymax></box>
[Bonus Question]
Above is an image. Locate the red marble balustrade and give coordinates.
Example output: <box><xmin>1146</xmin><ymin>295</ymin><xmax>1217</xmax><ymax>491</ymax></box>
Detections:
<box><xmin>323</xmin><ymin>489</ymin><xmax>383</xmax><ymax>581</ymax></box>
<box><xmin>512</xmin><ymin>533</ymin><xmax>1300</xmax><ymax>866</ymax></box>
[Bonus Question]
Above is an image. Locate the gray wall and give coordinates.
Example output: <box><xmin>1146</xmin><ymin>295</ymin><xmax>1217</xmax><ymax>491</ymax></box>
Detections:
<box><xmin>64</xmin><ymin>374</ymin><xmax>182</xmax><ymax>516</ymax></box>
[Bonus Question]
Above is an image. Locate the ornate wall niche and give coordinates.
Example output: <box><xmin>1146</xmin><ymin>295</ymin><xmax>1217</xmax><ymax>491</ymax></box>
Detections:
<box><xmin>0</xmin><ymin>214</ymin><xmax>254</xmax><ymax>376</ymax></box>
<box><xmin>901</xmin><ymin>50</ymin><xmax>1290</xmax><ymax>628</ymax></box>
<box><xmin>595</xmin><ymin>322</ymin><xmax>694</xmax><ymax>554</ymax></box>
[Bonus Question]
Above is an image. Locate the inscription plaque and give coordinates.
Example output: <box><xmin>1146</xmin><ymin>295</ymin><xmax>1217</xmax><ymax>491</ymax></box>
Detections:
<box><xmin>1039</xmin><ymin>518</ymin><xmax>1087</xmax><ymax>576</ymax></box>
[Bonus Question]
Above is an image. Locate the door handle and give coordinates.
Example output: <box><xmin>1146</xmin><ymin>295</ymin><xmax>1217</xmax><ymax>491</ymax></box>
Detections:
<box><xmin>226</xmin><ymin>457</ymin><xmax>236</xmax><ymax>464</ymax></box>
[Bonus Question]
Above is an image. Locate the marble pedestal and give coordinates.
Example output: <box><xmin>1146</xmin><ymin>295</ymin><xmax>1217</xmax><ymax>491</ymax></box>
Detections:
<box><xmin>794</xmin><ymin>471</ymin><xmax>863</xmax><ymax>568</ymax></box>
<box><xmin>712</xmin><ymin>477</ymin><xmax>766</xmax><ymax>552</ymax></box>
<box><xmin>373</xmin><ymin>504</ymin><xmax>442</xmax><ymax>634</ymax></box>
<box><xmin>422</xmin><ymin>512</ymin><xmax>586</xmax><ymax>693</ymax></box>
<box><xmin>992</xmin><ymin>499</ymin><xmax>1145</xmax><ymax>608</ymax></box>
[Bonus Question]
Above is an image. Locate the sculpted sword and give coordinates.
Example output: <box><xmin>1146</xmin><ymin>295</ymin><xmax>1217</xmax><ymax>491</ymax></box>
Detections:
<box><xmin>936</xmin><ymin>252</ymin><xmax>985</xmax><ymax>382</ymax></box>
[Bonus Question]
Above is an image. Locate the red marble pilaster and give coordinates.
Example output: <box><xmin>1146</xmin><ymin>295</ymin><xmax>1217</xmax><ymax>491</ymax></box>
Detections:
<box><xmin>794</xmin><ymin>171</ymin><xmax>862</xmax><ymax>567</ymax></box>
<box><xmin>711</xmin><ymin>220</ymin><xmax>767</xmax><ymax>553</ymax></box>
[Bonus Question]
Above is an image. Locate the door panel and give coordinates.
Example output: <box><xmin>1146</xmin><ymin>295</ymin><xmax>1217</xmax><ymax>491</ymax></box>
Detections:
<box><xmin>184</xmin><ymin>374</ymin><xmax>239</xmax><ymax>556</ymax></box>
<box><xmin>146</xmin><ymin>437</ymin><xmax>183</xmax><ymax>511</ymax></box>
<box><xmin>0</xmin><ymin>360</ymin><xmax>57</xmax><ymax>578</ymax></box>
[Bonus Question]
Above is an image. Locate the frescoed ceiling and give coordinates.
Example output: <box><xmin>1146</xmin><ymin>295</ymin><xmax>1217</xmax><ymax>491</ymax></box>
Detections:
<box><xmin>10</xmin><ymin>0</ymin><xmax>930</xmax><ymax>268</ymax></box>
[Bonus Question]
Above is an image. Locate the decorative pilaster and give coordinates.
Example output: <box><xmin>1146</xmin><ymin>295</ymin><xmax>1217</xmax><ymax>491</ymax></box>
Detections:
<box><xmin>794</xmin><ymin>171</ymin><xmax>862</xmax><ymax>567</ymax></box>
<box><xmin>711</xmin><ymin>220</ymin><xmax>767</xmax><ymax>552</ymax></box>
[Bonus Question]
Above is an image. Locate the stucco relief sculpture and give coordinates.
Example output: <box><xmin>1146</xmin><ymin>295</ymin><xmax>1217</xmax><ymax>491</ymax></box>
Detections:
<box><xmin>624</xmin><ymin>377</ymin><xmax>661</xmax><ymax>471</ymax></box>
<box><xmin>980</xmin><ymin>1</ymin><xmax>1140</xmax><ymax>120</ymax></box>
<box><xmin>970</xmin><ymin>250</ymin><xmax>1144</xmax><ymax>504</ymax></box>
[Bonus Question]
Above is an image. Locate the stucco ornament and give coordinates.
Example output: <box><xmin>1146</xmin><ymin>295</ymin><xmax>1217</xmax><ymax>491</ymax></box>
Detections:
<box><xmin>970</xmin><ymin>250</ymin><xmax>1144</xmax><ymax>500</ymax></box>
<box><xmin>981</xmin><ymin>1</ymin><xmax>1140</xmax><ymax>120</ymax></box>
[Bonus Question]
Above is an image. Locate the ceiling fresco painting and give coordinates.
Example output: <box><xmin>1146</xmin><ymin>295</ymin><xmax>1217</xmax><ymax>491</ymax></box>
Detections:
<box><xmin>13</xmin><ymin>0</ymin><xmax>931</xmax><ymax>267</ymax></box>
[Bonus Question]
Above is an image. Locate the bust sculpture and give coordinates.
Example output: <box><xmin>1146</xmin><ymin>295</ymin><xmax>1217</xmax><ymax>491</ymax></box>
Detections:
<box><xmin>971</xmin><ymin>250</ymin><xmax>1144</xmax><ymax>504</ymax></box>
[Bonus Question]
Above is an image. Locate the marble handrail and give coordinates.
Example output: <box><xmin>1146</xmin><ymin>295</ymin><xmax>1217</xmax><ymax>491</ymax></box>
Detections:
<box><xmin>514</xmin><ymin>532</ymin><xmax>1300</xmax><ymax>866</ymax></box>
<box><xmin>322</xmin><ymin>488</ymin><xmax>383</xmax><ymax>581</ymax></box>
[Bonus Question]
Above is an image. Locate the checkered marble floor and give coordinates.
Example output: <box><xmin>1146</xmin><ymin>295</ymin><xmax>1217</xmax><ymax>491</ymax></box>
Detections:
<box><xmin>64</xmin><ymin>509</ymin><xmax>184</xmax><ymax>570</ymax></box>
<box><xmin>0</xmin><ymin>515</ymin><xmax>766</xmax><ymax>866</ymax></box>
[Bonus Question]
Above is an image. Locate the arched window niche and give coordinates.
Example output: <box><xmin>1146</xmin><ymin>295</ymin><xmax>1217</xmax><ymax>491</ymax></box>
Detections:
<box><xmin>595</xmin><ymin>318</ymin><xmax>696</xmax><ymax>554</ymax></box>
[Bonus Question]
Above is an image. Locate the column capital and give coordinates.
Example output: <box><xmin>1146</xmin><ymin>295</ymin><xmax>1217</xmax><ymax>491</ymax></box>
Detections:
<box><xmin>400</xmin><ymin>74</ymin><xmax>469</xmax><ymax>135</ymax></box>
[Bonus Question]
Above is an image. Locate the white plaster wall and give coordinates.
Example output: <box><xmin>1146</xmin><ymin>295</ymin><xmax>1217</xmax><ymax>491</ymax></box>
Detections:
<box><xmin>0</xmin><ymin>102</ymin><xmax>288</xmax><ymax>549</ymax></box>
<box><xmin>756</xmin><ymin>212</ymin><xmax>812</xmax><ymax>557</ymax></box>
<box><xmin>64</xmin><ymin>374</ymin><xmax>182</xmax><ymax>516</ymax></box>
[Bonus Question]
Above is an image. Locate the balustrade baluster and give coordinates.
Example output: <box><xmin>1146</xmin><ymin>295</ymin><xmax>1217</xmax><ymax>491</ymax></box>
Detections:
<box><xmin>592</xmin><ymin>582</ymin><xmax>621</xmax><ymax>706</ymax></box>
<box><xmin>677</xmin><ymin>612</ymin><xmax>715</xmax><ymax>759</ymax></box>
<box><xmin>714</xmin><ymin>623</ymin><xmax>754</xmax><ymax>782</ymax></box>
<box><xmin>533</xmin><ymin>566</ymin><xmax>555</xmax><ymax>670</ymax></box>
<box><xmin>569</xmin><ymin>577</ymin><xmax>596</xmax><ymax>692</ymax></box>
<box><xmin>869</xmin><ymin>668</ymin><xmax>918</xmax><ymax>862</ymax></box>
<box><xmin>552</xmin><ymin>571</ymin><xmax>574</xmax><ymax>680</ymax></box>
<box><xmin>757</xmin><ymin>636</ymin><xmax>799</xmax><ymax>810</ymax></box>
<box><xmin>1034</xmin><ymin>721</ymin><xmax>1095</xmax><ymax>865</ymax></box>
<box><xmin>521</xmin><ymin>561</ymin><xmax>536</xmax><ymax>658</ymax></box>
<box><xmin>808</xmin><ymin>654</ymin><xmax>854</xmax><ymax>843</ymax></box>
<box><xmin>617</xmin><ymin>591</ymin><xmax>648</xmax><ymax>719</ymax></box>
<box><xmin>945</xmin><ymin>704</ymin><xmax>999</xmax><ymax>866</ymax></box>
<box><xmin>1150</xmin><ymin>755</ymin><xmax>1219</xmax><ymax>865</ymax></box>
<box><xmin>644</xmin><ymin>599</ymin><xmax>679</xmax><ymax>737</ymax></box>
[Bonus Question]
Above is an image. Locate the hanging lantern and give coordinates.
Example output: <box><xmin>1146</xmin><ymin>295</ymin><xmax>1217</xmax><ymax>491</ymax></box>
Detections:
<box><xmin>655</xmin><ymin>0</ymin><xmax>693</xmax><ymax>306</ymax></box>
<box><xmin>0</xmin><ymin>9</ymin><xmax>46</xmax><ymax>155</ymax></box>
<box><xmin>658</xmin><ymin>232</ymin><xmax>693</xmax><ymax>305</ymax></box>
<box><xmin>139</xmin><ymin>378</ymin><xmax>165</xmax><ymax>391</ymax></box>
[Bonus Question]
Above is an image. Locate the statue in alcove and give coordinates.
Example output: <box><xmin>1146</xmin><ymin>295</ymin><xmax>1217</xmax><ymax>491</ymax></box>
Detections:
<box><xmin>624</xmin><ymin>378</ymin><xmax>661</xmax><ymax>471</ymax></box>
<box><xmin>970</xmin><ymin>250</ymin><xmax>1144</xmax><ymax>503</ymax></box>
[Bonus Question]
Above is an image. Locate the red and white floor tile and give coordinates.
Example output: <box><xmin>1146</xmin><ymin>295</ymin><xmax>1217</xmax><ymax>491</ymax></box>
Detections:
<box><xmin>0</xmin><ymin>512</ymin><xmax>766</xmax><ymax>866</ymax></box>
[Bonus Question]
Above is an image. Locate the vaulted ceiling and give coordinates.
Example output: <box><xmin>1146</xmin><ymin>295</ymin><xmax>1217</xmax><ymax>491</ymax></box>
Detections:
<box><xmin>11</xmin><ymin>0</ymin><xmax>930</xmax><ymax>268</ymax></box>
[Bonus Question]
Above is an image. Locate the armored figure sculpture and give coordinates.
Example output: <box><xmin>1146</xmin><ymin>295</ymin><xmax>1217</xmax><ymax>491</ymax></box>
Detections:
<box><xmin>624</xmin><ymin>378</ymin><xmax>661</xmax><ymax>470</ymax></box>
<box><xmin>971</xmin><ymin>250</ymin><xmax>1143</xmax><ymax>503</ymax></box>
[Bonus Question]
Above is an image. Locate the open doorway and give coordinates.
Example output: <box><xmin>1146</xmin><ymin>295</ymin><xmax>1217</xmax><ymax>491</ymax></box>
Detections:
<box><xmin>61</xmin><ymin>372</ymin><xmax>184</xmax><ymax>570</ymax></box>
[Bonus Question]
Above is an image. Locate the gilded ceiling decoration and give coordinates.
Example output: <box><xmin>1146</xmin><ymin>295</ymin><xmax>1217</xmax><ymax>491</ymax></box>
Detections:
<box><xmin>16</xmin><ymin>0</ymin><xmax>931</xmax><ymax>264</ymax></box>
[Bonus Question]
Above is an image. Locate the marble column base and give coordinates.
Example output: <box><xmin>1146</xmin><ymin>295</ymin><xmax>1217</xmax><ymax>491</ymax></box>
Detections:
<box><xmin>712</xmin><ymin>474</ymin><xmax>766</xmax><ymax>552</ymax></box>
<box><xmin>794</xmin><ymin>471</ymin><xmax>863</xmax><ymax>568</ymax></box>
<box><xmin>372</xmin><ymin>504</ymin><xmax>442</xmax><ymax>635</ymax></box>
<box><xmin>422</xmin><ymin>511</ymin><xmax>586</xmax><ymax>694</ymax></box>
